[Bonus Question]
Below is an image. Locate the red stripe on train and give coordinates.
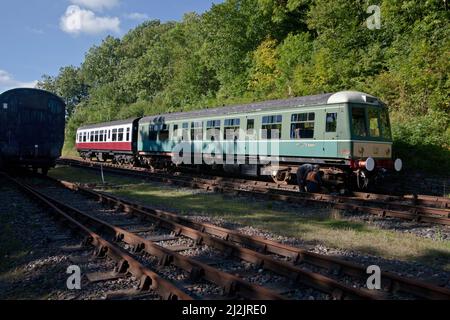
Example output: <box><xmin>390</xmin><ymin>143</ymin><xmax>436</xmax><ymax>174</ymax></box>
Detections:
<box><xmin>76</xmin><ymin>142</ymin><xmax>132</xmax><ymax>152</ymax></box>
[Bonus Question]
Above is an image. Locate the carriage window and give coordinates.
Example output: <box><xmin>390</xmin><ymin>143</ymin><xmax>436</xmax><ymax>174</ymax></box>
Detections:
<box><xmin>380</xmin><ymin>108</ymin><xmax>392</xmax><ymax>139</ymax></box>
<box><xmin>126</xmin><ymin>128</ymin><xmax>130</xmax><ymax>141</ymax></box>
<box><xmin>104</xmin><ymin>131</ymin><xmax>107</xmax><ymax>141</ymax></box>
<box><xmin>159</xmin><ymin>124</ymin><xmax>169</xmax><ymax>142</ymax></box>
<box><xmin>326</xmin><ymin>113</ymin><xmax>337</xmax><ymax>133</ymax></box>
<box><xmin>108</xmin><ymin>130</ymin><xmax>111</xmax><ymax>140</ymax></box>
<box><xmin>112</xmin><ymin>129</ymin><xmax>118</xmax><ymax>141</ymax></box>
<box><xmin>95</xmin><ymin>131</ymin><xmax>99</xmax><ymax>142</ymax></box>
<box><xmin>368</xmin><ymin>108</ymin><xmax>381</xmax><ymax>137</ymax></box>
<box><xmin>262</xmin><ymin>115</ymin><xmax>282</xmax><ymax>140</ymax></box>
<box><xmin>206</xmin><ymin>120</ymin><xmax>221</xmax><ymax>141</ymax></box>
<box><xmin>291</xmin><ymin>113</ymin><xmax>315</xmax><ymax>139</ymax></box>
<box><xmin>148</xmin><ymin>125</ymin><xmax>158</xmax><ymax>140</ymax></box>
<box><xmin>224</xmin><ymin>118</ymin><xmax>240</xmax><ymax>140</ymax></box>
<box><xmin>118</xmin><ymin>128</ymin><xmax>124</xmax><ymax>141</ymax></box>
<box><xmin>99</xmin><ymin>130</ymin><xmax>104</xmax><ymax>142</ymax></box>
<box><xmin>83</xmin><ymin>132</ymin><xmax>87</xmax><ymax>142</ymax></box>
<box><xmin>247</xmin><ymin>119</ymin><xmax>255</xmax><ymax>130</ymax></box>
<box><xmin>352</xmin><ymin>107</ymin><xmax>368</xmax><ymax>137</ymax></box>
<box><xmin>207</xmin><ymin>120</ymin><xmax>221</xmax><ymax>129</ymax></box>
<box><xmin>191</xmin><ymin>121</ymin><xmax>203</xmax><ymax>141</ymax></box>
<box><xmin>173</xmin><ymin>124</ymin><xmax>179</xmax><ymax>137</ymax></box>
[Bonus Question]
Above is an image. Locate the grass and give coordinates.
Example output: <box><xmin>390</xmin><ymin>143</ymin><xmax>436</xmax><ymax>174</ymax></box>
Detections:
<box><xmin>49</xmin><ymin>166</ymin><xmax>450</xmax><ymax>271</ymax></box>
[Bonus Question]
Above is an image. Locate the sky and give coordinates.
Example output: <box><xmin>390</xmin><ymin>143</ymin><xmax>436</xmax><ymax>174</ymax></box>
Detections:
<box><xmin>0</xmin><ymin>0</ymin><xmax>222</xmax><ymax>92</ymax></box>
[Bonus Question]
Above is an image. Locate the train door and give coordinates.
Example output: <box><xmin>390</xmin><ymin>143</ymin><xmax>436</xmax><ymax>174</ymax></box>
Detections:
<box><xmin>322</xmin><ymin>107</ymin><xmax>341</xmax><ymax>158</ymax></box>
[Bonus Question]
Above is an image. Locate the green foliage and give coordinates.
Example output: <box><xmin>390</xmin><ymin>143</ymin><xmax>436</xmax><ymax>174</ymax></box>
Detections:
<box><xmin>45</xmin><ymin>0</ymin><xmax>449</xmax><ymax>174</ymax></box>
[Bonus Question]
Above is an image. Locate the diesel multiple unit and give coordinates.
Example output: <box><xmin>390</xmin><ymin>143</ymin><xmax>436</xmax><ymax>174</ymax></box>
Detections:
<box><xmin>76</xmin><ymin>91</ymin><xmax>402</xmax><ymax>189</ymax></box>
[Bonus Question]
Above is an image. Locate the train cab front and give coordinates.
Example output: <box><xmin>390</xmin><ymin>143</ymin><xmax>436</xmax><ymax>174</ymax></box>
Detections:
<box><xmin>348</xmin><ymin>101</ymin><xmax>402</xmax><ymax>189</ymax></box>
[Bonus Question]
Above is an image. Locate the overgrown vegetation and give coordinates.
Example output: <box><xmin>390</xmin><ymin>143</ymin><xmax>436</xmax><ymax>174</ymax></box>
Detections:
<box><xmin>38</xmin><ymin>0</ymin><xmax>450</xmax><ymax>172</ymax></box>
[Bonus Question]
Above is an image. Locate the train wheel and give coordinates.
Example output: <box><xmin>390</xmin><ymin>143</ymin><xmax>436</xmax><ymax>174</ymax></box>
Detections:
<box><xmin>356</xmin><ymin>170</ymin><xmax>370</xmax><ymax>190</ymax></box>
<box><xmin>272</xmin><ymin>171</ymin><xmax>290</xmax><ymax>185</ymax></box>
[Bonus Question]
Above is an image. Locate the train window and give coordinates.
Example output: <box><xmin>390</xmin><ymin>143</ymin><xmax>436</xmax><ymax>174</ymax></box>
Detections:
<box><xmin>351</xmin><ymin>107</ymin><xmax>368</xmax><ymax>137</ymax></box>
<box><xmin>207</xmin><ymin>120</ymin><xmax>221</xmax><ymax>129</ymax></box>
<box><xmin>148</xmin><ymin>125</ymin><xmax>158</xmax><ymax>140</ymax></box>
<box><xmin>326</xmin><ymin>113</ymin><xmax>337</xmax><ymax>132</ymax></box>
<box><xmin>108</xmin><ymin>130</ymin><xmax>111</xmax><ymax>140</ymax></box>
<box><xmin>380</xmin><ymin>108</ymin><xmax>392</xmax><ymax>139</ymax></box>
<box><xmin>118</xmin><ymin>128</ymin><xmax>124</xmax><ymax>141</ymax></box>
<box><xmin>206</xmin><ymin>121</ymin><xmax>221</xmax><ymax>141</ymax></box>
<box><xmin>112</xmin><ymin>129</ymin><xmax>118</xmax><ymax>141</ymax></box>
<box><xmin>224</xmin><ymin>118</ymin><xmax>240</xmax><ymax>140</ymax></box>
<box><xmin>262</xmin><ymin>115</ymin><xmax>282</xmax><ymax>140</ymax></box>
<box><xmin>99</xmin><ymin>130</ymin><xmax>104</xmax><ymax>142</ymax></box>
<box><xmin>126</xmin><ymin>128</ymin><xmax>130</xmax><ymax>141</ymax></box>
<box><xmin>173</xmin><ymin>124</ymin><xmax>179</xmax><ymax>138</ymax></box>
<box><xmin>291</xmin><ymin>113</ymin><xmax>315</xmax><ymax>139</ymax></box>
<box><xmin>104</xmin><ymin>131</ymin><xmax>107</xmax><ymax>141</ymax></box>
<box><xmin>368</xmin><ymin>108</ymin><xmax>381</xmax><ymax>137</ymax></box>
<box><xmin>83</xmin><ymin>132</ymin><xmax>87</xmax><ymax>142</ymax></box>
<box><xmin>159</xmin><ymin>124</ymin><xmax>170</xmax><ymax>142</ymax></box>
<box><xmin>247</xmin><ymin>119</ymin><xmax>255</xmax><ymax>130</ymax></box>
<box><xmin>191</xmin><ymin>121</ymin><xmax>203</xmax><ymax>141</ymax></box>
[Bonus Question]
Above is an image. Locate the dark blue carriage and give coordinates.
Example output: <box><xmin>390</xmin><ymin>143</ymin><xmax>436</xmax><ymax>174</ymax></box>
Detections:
<box><xmin>0</xmin><ymin>88</ymin><xmax>66</xmax><ymax>173</ymax></box>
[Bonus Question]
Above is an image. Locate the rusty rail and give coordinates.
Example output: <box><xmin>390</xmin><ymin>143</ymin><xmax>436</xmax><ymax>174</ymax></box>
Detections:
<box><xmin>47</xmin><ymin>175</ymin><xmax>450</xmax><ymax>300</ymax></box>
<box><xmin>1</xmin><ymin>172</ymin><xmax>192</xmax><ymax>301</ymax></box>
<box><xmin>58</xmin><ymin>158</ymin><xmax>450</xmax><ymax>226</ymax></box>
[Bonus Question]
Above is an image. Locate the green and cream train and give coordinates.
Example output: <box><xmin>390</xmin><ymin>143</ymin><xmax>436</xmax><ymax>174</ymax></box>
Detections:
<box><xmin>77</xmin><ymin>91</ymin><xmax>403</xmax><ymax>189</ymax></box>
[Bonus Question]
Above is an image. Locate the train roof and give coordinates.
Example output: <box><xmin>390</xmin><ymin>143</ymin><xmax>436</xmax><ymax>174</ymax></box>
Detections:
<box><xmin>0</xmin><ymin>87</ymin><xmax>66</xmax><ymax>105</ymax></box>
<box><xmin>78</xmin><ymin>118</ymin><xmax>140</xmax><ymax>130</ymax></box>
<box><xmin>140</xmin><ymin>91</ymin><xmax>381</xmax><ymax>124</ymax></box>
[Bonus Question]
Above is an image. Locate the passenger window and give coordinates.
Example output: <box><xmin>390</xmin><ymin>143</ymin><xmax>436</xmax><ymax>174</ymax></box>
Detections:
<box><xmin>118</xmin><ymin>128</ymin><xmax>124</xmax><ymax>141</ymax></box>
<box><xmin>326</xmin><ymin>113</ymin><xmax>337</xmax><ymax>133</ymax></box>
<box><xmin>112</xmin><ymin>129</ymin><xmax>118</xmax><ymax>142</ymax></box>
<box><xmin>191</xmin><ymin>121</ymin><xmax>203</xmax><ymax>141</ymax></box>
<box><xmin>95</xmin><ymin>131</ymin><xmax>99</xmax><ymax>142</ymax></box>
<box><xmin>352</xmin><ymin>108</ymin><xmax>368</xmax><ymax>137</ymax></box>
<box><xmin>368</xmin><ymin>108</ymin><xmax>381</xmax><ymax>137</ymax></box>
<box><xmin>126</xmin><ymin>128</ymin><xmax>130</xmax><ymax>141</ymax></box>
<box><xmin>99</xmin><ymin>130</ymin><xmax>104</xmax><ymax>142</ymax></box>
<box><xmin>224</xmin><ymin>118</ymin><xmax>240</xmax><ymax>140</ymax></box>
<box><xmin>206</xmin><ymin>120</ymin><xmax>221</xmax><ymax>141</ymax></box>
<box><xmin>291</xmin><ymin>113</ymin><xmax>315</xmax><ymax>139</ymax></box>
<box><xmin>262</xmin><ymin>115</ymin><xmax>282</xmax><ymax>140</ymax></box>
<box><xmin>149</xmin><ymin>125</ymin><xmax>158</xmax><ymax>140</ymax></box>
<box><xmin>159</xmin><ymin>124</ymin><xmax>170</xmax><ymax>142</ymax></box>
<box><xmin>108</xmin><ymin>130</ymin><xmax>111</xmax><ymax>140</ymax></box>
<box><xmin>247</xmin><ymin>119</ymin><xmax>255</xmax><ymax>130</ymax></box>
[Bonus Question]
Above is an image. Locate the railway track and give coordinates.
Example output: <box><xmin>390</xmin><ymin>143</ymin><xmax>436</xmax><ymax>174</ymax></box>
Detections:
<box><xmin>57</xmin><ymin>158</ymin><xmax>450</xmax><ymax>226</ymax></box>
<box><xmin>7</xmin><ymin>170</ymin><xmax>450</xmax><ymax>300</ymax></box>
<box><xmin>4</xmin><ymin>171</ymin><xmax>446</xmax><ymax>301</ymax></box>
<box><xmin>5</xmin><ymin>171</ymin><xmax>396</xmax><ymax>301</ymax></box>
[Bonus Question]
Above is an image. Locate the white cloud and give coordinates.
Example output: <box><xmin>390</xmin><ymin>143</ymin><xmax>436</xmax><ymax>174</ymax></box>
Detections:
<box><xmin>0</xmin><ymin>70</ymin><xmax>37</xmax><ymax>93</ymax></box>
<box><xmin>60</xmin><ymin>5</ymin><xmax>120</xmax><ymax>35</ymax></box>
<box><xmin>124</xmin><ymin>12</ymin><xmax>149</xmax><ymax>21</ymax></box>
<box><xmin>70</xmin><ymin>0</ymin><xmax>119</xmax><ymax>12</ymax></box>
